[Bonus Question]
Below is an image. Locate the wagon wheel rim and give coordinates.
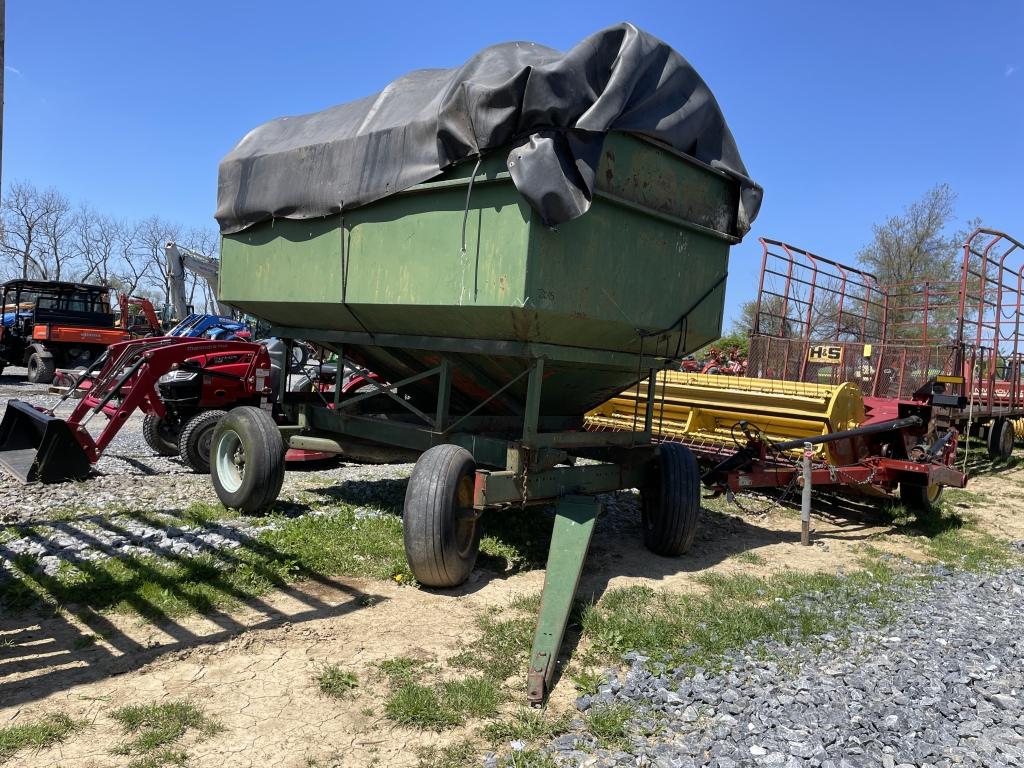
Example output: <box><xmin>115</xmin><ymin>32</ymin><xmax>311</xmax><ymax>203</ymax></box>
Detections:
<box><xmin>198</xmin><ymin>425</ymin><xmax>217</xmax><ymax>465</ymax></box>
<box><xmin>454</xmin><ymin>474</ymin><xmax>476</xmax><ymax>558</ymax></box>
<box><xmin>215</xmin><ymin>430</ymin><xmax>245</xmax><ymax>493</ymax></box>
<box><xmin>926</xmin><ymin>484</ymin><xmax>942</xmax><ymax>504</ymax></box>
<box><xmin>1001</xmin><ymin>424</ymin><xmax>1014</xmax><ymax>456</ymax></box>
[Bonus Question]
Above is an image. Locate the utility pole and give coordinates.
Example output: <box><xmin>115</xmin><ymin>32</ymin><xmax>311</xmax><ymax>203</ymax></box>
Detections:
<box><xmin>1</xmin><ymin>0</ymin><xmax>5</xmax><ymax>200</ymax></box>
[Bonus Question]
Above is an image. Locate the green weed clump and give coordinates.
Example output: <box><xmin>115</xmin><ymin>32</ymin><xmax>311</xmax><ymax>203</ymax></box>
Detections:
<box><xmin>0</xmin><ymin>713</ymin><xmax>84</xmax><ymax>762</ymax></box>
<box><xmin>111</xmin><ymin>700</ymin><xmax>222</xmax><ymax>768</ymax></box>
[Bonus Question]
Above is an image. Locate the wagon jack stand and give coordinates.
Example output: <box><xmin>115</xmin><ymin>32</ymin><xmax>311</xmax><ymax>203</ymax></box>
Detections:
<box><xmin>526</xmin><ymin>494</ymin><xmax>600</xmax><ymax>706</ymax></box>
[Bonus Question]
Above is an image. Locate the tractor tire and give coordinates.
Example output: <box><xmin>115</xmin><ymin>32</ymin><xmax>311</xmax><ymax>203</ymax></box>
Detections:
<box><xmin>26</xmin><ymin>353</ymin><xmax>56</xmax><ymax>384</ymax></box>
<box><xmin>210</xmin><ymin>406</ymin><xmax>285</xmax><ymax>514</ymax></box>
<box><xmin>899</xmin><ymin>482</ymin><xmax>944</xmax><ymax>514</ymax></box>
<box><xmin>142</xmin><ymin>414</ymin><xmax>180</xmax><ymax>456</ymax></box>
<box><xmin>640</xmin><ymin>442</ymin><xmax>701</xmax><ymax>556</ymax></box>
<box><xmin>179</xmin><ymin>410</ymin><xmax>229</xmax><ymax>473</ymax></box>
<box><xmin>403</xmin><ymin>444</ymin><xmax>480</xmax><ymax>588</ymax></box>
<box><xmin>988</xmin><ymin>418</ymin><xmax>1014</xmax><ymax>460</ymax></box>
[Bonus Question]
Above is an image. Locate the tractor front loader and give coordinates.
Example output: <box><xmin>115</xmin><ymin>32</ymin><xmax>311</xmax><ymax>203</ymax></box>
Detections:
<box><xmin>0</xmin><ymin>337</ymin><xmax>272</xmax><ymax>483</ymax></box>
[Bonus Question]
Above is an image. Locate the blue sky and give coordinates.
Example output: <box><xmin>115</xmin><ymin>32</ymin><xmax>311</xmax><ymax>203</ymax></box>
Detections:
<box><xmin>4</xmin><ymin>1</ymin><xmax>1022</xmax><ymax>326</ymax></box>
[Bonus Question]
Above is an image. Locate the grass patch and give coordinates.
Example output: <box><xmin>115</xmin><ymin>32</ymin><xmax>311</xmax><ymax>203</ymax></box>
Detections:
<box><xmin>925</xmin><ymin>528</ymin><xmax>1019</xmax><ymax>571</ymax></box>
<box><xmin>0</xmin><ymin>712</ymin><xmax>84</xmax><ymax>762</ymax></box>
<box><xmin>883</xmin><ymin>502</ymin><xmax>1021</xmax><ymax>572</ymax></box>
<box><xmin>111</xmin><ymin>700</ymin><xmax>222</xmax><ymax>767</ymax></box>
<box><xmin>385</xmin><ymin>683</ymin><xmax>460</xmax><ymax>729</ymax></box>
<box><xmin>317</xmin><ymin>665</ymin><xmax>358</xmax><ymax>698</ymax></box>
<box><xmin>941</xmin><ymin>489</ymin><xmax>992</xmax><ymax>506</ymax></box>
<box><xmin>503</xmin><ymin>749</ymin><xmax>559</xmax><ymax>768</ymax></box>
<box><xmin>0</xmin><ymin>503</ymin><xmax>412</xmax><ymax>618</ymax></box>
<box><xmin>481</xmin><ymin>708</ymin><xmax>571</xmax><ymax>744</ymax></box>
<box><xmin>581</xmin><ymin>561</ymin><xmax>902</xmax><ymax>671</ymax></box>
<box><xmin>585</xmin><ymin>702</ymin><xmax>635</xmax><ymax>750</ymax></box>
<box><xmin>177</xmin><ymin>502</ymin><xmax>239</xmax><ymax>526</ymax></box>
<box><xmin>377</xmin><ymin>656</ymin><xmax>429</xmax><ymax>684</ymax></box>
<box><xmin>449</xmin><ymin>608</ymin><xmax>534</xmax><ymax>683</ymax></box>
<box><xmin>385</xmin><ymin>676</ymin><xmax>501</xmax><ymax>730</ymax></box>
<box><xmin>416</xmin><ymin>740</ymin><xmax>479</xmax><ymax>768</ymax></box>
<box><xmin>262</xmin><ymin>509</ymin><xmax>412</xmax><ymax>583</ymax></box>
<box><xmin>569</xmin><ymin>668</ymin><xmax>605</xmax><ymax>696</ymax></box>
<box><xmin>730</xmin><ymin>550</ymin><xmax>767</xmax><ymax>565</ymax></box>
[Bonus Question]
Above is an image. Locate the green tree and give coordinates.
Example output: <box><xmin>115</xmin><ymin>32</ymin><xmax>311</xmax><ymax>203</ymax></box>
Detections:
<box><xmin>857</xmin><ymin>184</ymin><xmax>976</xmax><ymax>343</ymax></box>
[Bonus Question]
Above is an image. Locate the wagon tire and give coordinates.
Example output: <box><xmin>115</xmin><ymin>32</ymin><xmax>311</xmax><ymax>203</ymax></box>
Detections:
<box><xmin>403</xmin><ymin>444</ymin><xmax>480</xmax><ymax>588</ymax></box>
<box><xmin>179</xmin><ymin>410</ymin><xmax>229</xmax><ymax>473</ymax></box>
<box><xmin>641</xmin><ymin>442</ymin><xmax>701</xmax><ymax>556</ymax></box>
<box><xmin>210</xmin><ymin>406</ymin><xmax>285</xmax><ymax>514</ymax></box>
<box><xmin>899</xmin><ymin>482</ymin><xmax>944</xmax><ymax>514</ymax></box>
<box><xmin>988</xmin><ymin>418</ymin><xmax>1014</xmax><ymax>460</ymax></box>
<box><xmin>26</xmin><ymin>353</ymin><xmax>55</xmax><ymax>384</ymax></box>
<box><xmin>142</xmin><ymin>413</ymin><xmax>180</xmax><ymax>456</ymax></box>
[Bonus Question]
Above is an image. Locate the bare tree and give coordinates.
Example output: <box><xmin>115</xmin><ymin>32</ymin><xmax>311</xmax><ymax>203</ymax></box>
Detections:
<box><xmin>112</xmin><ymin>220</ymin><xmax>150</xmax><ymax>297</ymax></box>
<box><xmin>35</xmin><ymin>187</ymin><xmax>75</xmax><ymax>280</ymax></box>
<box><xmin>0</xmin><ymin>182</ymin><xmax>221</xmax><ymax>320</ymax></box>
<box><xmin>1</xmin><ymin>180</ymin><xmax>48</xmax><ymax>278</ymax></box>
<box><xmin>73</xmin><ymin>205</ymin><xmax>120</xmax><ymax>285</ymax></box>
<box><xmin>136</xmin><ymin>215</ymin><xmax>181</xmax><ymax>306</ymax></box>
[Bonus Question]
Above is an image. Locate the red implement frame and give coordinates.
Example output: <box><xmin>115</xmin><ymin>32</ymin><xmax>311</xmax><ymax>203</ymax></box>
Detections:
<box><xmin>60</xmin><ymin>337</ymin><xmax>269</xmax><ymax>461</ymax></box>
<box><xmin>749</xmin><ymin>229</ymin><xmax>1024</xmax><ymax>416</ymax></box>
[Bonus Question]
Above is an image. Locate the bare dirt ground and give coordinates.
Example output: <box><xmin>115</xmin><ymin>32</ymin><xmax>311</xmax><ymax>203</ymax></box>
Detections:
<box><xmin>2</xmin><ymin>365</ymin><xmax>1023</xmax><ymax>767</ymax></box>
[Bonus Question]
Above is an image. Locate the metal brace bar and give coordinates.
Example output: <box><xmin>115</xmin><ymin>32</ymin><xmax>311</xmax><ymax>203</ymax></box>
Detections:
<box><xmin>643</xmin><ymin>368</ymin><xmax>657</xmax><ymax>434</ymax></box>
<box><xmin>523</xmin><ymin>358</ymin><xmax>545</xmax><ymax>445</ymax></box>
<box><xmin>435</xmin><ymin>359</ymin><xmax>452</xmax><ymax>430</ymax></box>
<box><xmin>445</xmin><ymin>365</ymin><xmax>533</xmax><ymax>434</ymax></box>
<box><xmin>338</xmin><ymin>363</ymin><xmax>441</xmax><ymax>425</ymax></box>
<box><xmin>526</xmin><ymin>494</ymin><xmax>600</xmax><ymax>705</ymax></box>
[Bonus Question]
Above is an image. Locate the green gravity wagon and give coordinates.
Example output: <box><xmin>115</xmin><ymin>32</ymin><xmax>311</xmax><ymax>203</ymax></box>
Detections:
<box><xmin>209</xmin><ymin>24</ymin><xmax>760</xmax><ymax>703</ymax></box>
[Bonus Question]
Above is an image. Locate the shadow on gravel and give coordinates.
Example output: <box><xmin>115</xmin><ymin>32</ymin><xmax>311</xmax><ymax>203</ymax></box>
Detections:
<box><xmin>0</xmin><ymin>507</ymin><xmax>385</xmax><ymax>710</ymax></box>
<box><xmin>101</xmin><ymin>456</ymin><xmax>162</xmax><ymax>475</ymax></box>
<box><xmin>309</xmin><ymin>477</ymin><xmax>408</xmax><ymax>514</ymax></box>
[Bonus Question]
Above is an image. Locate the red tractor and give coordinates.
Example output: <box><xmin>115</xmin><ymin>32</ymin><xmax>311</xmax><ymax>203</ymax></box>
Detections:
<box><xmin>0</xmin><ymin>336</ymin><xmax>374</xmax><ymax>483</ymax></box>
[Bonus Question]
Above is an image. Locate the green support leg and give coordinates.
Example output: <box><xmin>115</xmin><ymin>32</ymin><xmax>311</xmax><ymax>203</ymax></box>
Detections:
<box><xmin>526</xmin><ymin>494</ymin><xmax>600</xmax><ymax>705</ymax></box>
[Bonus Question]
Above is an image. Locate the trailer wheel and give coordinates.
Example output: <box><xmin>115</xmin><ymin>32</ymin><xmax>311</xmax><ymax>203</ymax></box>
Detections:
<box><xmin>987</xmin><ymin>418</ymin><xmax>1014</xmax><ymax>460</ymax></box>
<box><xmin>180</xmin><ymin>410</ymin><xmax>229</xmax><ymax>473</ymax></box>
<box><xmin>142</xmin><ymin>414</ymin><xmax>180</xmax><ymax>456</ymax></box>
<box><xmin>26</xmin><ymin>353</ymin><xmax>55</xmax><ymax>384</ymax></box>
<box><xmin>210</xmin><ymin>406</ymin><xmax>285</xmax><ymax>514</ymax></box>
<box><xmin>641</xmin><ymin>443</ymin><xmax>701</xmax><ymax>556</ymax></box>
<box><xmin>403</xmin><ymin>444</ymin><xmax>480</xmax><ymax>588</ymax></box>
<box><xmin>900</xmin><ymin>482</ymin><xmax>944</xmax><ymax>513</ymax></box>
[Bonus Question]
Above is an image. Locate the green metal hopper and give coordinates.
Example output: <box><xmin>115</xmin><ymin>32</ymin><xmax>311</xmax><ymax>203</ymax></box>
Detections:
<box><xmin>220</xmin><ymin>133</ymin><xmax>739</xmax><ymax>426</ymax></box>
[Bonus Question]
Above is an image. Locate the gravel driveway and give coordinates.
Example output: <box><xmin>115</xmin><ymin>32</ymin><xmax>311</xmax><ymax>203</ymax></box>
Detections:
<box><xmin>0</xmin><ymin>365</ymin><xmax>413</xmax><ymax>523</ymax></box>
<box><xmin>547</xmin><ymin>564</ymin><xmax>1024</xmax><ymax>768</ymax></box>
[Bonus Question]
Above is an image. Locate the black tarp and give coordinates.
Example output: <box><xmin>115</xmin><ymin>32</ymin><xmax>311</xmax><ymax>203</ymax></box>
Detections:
<box><xmin>216</xmin><ymin>23</ymin><xmax>761</xmax><ymax>236</ymax></box>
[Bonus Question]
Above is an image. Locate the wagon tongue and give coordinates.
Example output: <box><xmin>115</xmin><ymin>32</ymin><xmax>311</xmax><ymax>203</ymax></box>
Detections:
<box><xmin>0</xmin><ymin>400</ymin><xmax>92</xmax><ymax>484</ymax></box>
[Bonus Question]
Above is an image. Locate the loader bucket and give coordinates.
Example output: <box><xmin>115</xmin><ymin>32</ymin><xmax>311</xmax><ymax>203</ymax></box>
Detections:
<box><xmin>0</xmin><ymin>400</ymin><xmax>92</xmax><ymax>484</ymax></box>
